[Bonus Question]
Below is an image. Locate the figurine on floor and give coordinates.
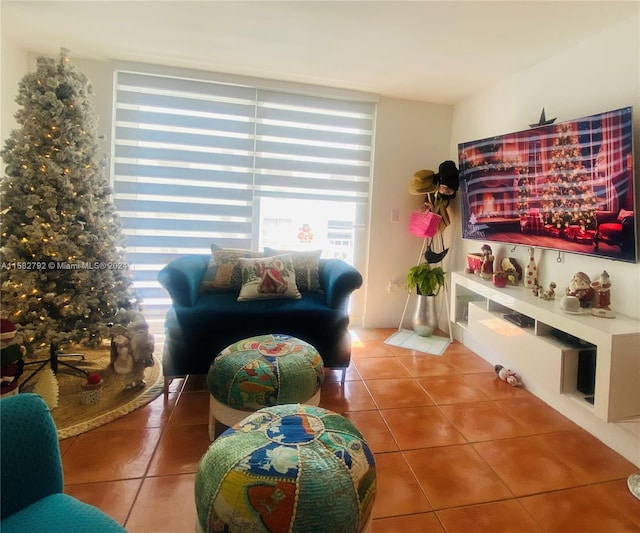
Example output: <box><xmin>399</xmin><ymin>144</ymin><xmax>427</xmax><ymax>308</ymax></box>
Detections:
<box><xmin>111</xmin><ymin>312</ymin><xmax>155</xmax><ymax>389</ymax></box>
<box><xmin>494</xmin><ymin>364</ymin><xmax>521</xmax><ymax>387</ymax></box>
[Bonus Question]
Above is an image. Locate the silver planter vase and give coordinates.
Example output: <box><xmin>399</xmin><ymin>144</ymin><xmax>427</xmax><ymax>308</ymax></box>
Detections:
<box><xmin>412</xmin><ymin>294</ymin><xmax>437</xmax><ymax>337</ymax></box>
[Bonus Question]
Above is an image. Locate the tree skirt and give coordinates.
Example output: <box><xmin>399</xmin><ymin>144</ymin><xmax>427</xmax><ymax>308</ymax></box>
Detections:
<box><xmin>18</xmin><ymin>342</ymin><xmax>163</xmax><ymax>439</ymax></box>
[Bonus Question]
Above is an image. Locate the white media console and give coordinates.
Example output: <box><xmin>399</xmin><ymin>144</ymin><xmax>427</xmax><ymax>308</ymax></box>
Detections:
<box><xmin>450</xmin><ymin>271</ymin><xmax>640</xmax><ymax>464</ymax></box>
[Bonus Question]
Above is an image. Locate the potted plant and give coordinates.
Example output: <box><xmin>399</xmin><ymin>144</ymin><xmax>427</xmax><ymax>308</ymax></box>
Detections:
<box><xmin>406</xmin><ymin>263</ymin><xmax>446</xmax><ymax>337</ymax></box>
<box><xmin>406</xmin><ymin>262</ymin><xmax>446</xmax><ymax>296</ymax></box>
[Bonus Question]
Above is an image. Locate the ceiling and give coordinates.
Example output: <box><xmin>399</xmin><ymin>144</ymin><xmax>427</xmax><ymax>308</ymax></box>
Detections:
<box><xmin>2</xmin><ymin>1</ymin><xmax>637</xmax><ymax>105</ymax></box>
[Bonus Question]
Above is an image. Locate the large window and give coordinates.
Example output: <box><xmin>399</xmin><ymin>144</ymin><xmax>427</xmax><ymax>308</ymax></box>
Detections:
<box><xmin>112</xmin><ymin>70</ymin><xmax>375</xmax><ymax>336</ymax></box>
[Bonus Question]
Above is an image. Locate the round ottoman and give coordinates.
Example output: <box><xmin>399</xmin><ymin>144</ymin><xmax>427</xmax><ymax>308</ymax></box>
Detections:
<box><xmin>207</xmin><ymin>334</ymin><xmax>324</xmax><ymax>440</ymax></box>
<box><xmin>195</xmin><ymin>404</ymin><xmax>377</xmax><ymax>533</ymax></box>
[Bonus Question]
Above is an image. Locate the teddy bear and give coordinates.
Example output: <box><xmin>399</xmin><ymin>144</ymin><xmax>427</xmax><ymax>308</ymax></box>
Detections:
<box><xmin>494</xmin><ymin>364</ymin><xmax>521</xmax><ymax>387</ymax></box>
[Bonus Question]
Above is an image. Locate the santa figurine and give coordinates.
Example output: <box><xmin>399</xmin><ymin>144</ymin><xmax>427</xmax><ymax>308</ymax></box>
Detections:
<box><xmin>0</xmin><ymin>319</ymin><xmax>26</xmax><ymax>396</ymax></box>
<box><xmin>566</xmin><ymin>271</ymin><xmax>594</xmax><ymax>308</ymax></box>
<box><xmin>591</xmin><ymin>270</ymin><xmax>615</xmax><ymax>318</ymax></box>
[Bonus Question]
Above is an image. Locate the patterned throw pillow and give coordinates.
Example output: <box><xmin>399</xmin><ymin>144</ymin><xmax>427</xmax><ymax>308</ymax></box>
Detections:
<box><xmin>237</xmin><ymin>254</ymin><xmax>302</xmax><ymax>301</ymax></box>
<box><xmin>200</xmin><ymin>246</ymin><xmax>263</xmax><ymax>293</ymax></box>
<box><xmin>263</xmin><ymin>248</ymin><xmax>322</xmax><ymax>293</ymax></box>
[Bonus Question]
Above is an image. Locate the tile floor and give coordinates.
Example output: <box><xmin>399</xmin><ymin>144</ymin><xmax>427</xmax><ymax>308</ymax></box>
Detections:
<box><xmin>59</xmin><ymin>328</ymin><xmax>640</xmax><ymax>533</ymax></box>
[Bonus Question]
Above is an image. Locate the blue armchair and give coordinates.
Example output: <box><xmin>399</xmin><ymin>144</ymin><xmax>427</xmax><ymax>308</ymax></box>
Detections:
<box><xmin>0</xmin><ymin>393</ymin><xmax>126</xmax><ymax>532</ymax></box>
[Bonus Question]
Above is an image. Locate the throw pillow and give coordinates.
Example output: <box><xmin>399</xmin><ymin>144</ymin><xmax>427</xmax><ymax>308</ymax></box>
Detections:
<box><xmin>200</xmin><ymin>246</ymin><xmax>263</xmax><ymax>293</ymax></box>
<box><xmin>237</xmin><ymin>254</ymin><xmax>302</xmax><ymax>301</ymax></box>
<box><xmin>263</xmin><ymin>248</ymin><xmax>322</xmax><ymax>293</ymax></box>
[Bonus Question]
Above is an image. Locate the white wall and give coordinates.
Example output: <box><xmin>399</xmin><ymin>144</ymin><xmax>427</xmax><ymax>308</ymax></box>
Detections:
<box><xmin>449</xmin><ymin>14</ymin><xmax>640</xmax><ymax>321</ymax></box>
<box><xmin>364</xmin><ymin>97</ymin><xmax>453</xmax><ymax>328</ymax></box>
<box><xmin>1</xmin><ymin>35</ymin><xmax>29</xmax><ymax>147</ymax></box>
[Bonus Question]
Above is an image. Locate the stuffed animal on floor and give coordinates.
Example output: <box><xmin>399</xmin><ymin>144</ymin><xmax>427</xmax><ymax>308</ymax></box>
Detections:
<box><xmin>494</xmin><ymin>364</ymin><xmax>521</xmax><ymax>387</ymax></box>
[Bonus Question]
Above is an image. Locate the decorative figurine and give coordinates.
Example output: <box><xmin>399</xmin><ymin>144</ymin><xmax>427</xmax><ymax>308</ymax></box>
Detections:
<box><xmin>111</xmin><ymin>312</ymin><xmax>155</xmax><ymax>389</ymax></box>
<box><xmin>501</xmin><ymin>257</ymin><xmax>522</xmax><ymax>285</ymax></box>
<box><xmin>541</xmin><ymin>282</ymin><xmax>557</xmax><ymax>301</ymax></box>
<box><xmin>492</xmin><ymin>271</ymin><xmax>508</xmax><ymax>288</ymax></box>
<box><xmin>478</xmin><ymin>244</ymin><xmax>494</xmax><ymax>280</ymax></box>
<box><xmin>524</xmin><ymin>248</ymin><xmax>537</xmax><ymax>289</ymax></box>
<box><xmin>566</xmin><ymin>271</ymin><xmax>594</xmax><ymax>308</ymax></box>
<box><xmin>591</xmin><ymin>270</ymin><xmax>615</xmax><ymax>318</ymax></box>
<box><xmin>494</xmin><ymin>364</ymin><xmax>522</xmax><ymax>387</ymax></box>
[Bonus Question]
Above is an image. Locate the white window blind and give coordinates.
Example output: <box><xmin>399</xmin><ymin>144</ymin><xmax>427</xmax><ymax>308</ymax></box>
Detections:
<box><xmin>112</xmin><ymin>70</ymin><xmax>375</xmax><ymax>335</ymax></box>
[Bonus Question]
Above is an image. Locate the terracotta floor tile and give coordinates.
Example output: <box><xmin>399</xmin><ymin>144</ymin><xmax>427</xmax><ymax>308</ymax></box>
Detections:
<box><xmin>519</xmin><ymin>485</ymin><xmax>640</xmax><ymax>533</ymax></box>
<box><xmin>164</xmin><ymin>376</ymin><xmax>186</xmax><ymax>394</ymax></box>
<box><xmin>594</xmin><ymin>479</ymin><xmax>640</xmax><ymax>528</ymax></box>
<box><xmin>379</xmin><ymin>406</ymin><xmax>466</xmax><ymax>450</ymax></box>
<box><xmin>351</xmin><ymin>340</ymin><xmax>396</xmax><ymax>358</ymax></box>
<box><xmin>344</xmin><ymin>410</ymin><xmax>398</xmax><ymax>453</ymax></box>
<box><xmin>439</xmin><ymin>402</ymin><xmax>530</xmax><ymax>442</ymax></box>
<box><xmin>344</xmin><ymin>411</ymin><xmax>398</xmax><ymax>454</ymax></box>
<box><xmin>126</xmin><ymin>474</ymin><xmax>197</xmax><ymax>533</ymax></box>
<box><xmin>62</xmin><ymin>428</ymin><xmax>162</xmax><ymax>484</ymax></box>
<box><xmin>404</xmin><ymin>444</ymin><xmax>513</xmax><ymax>509</ymax></box>
<box><xmin>58</xmin><ymin>436</ymin><xmax>76</xmax><ymax>455</ymax></box>
<box><xmin>441</xmin><ymin>350</ymin><xmax>495</xmax><ymax>374</ymax></box>
<box><xmin>93</xmin><ymin>393</ymin><xmax>178</xmax><ymax>432</ymax></box>
<box><xmin>372</xmin><ymin>452</ymin><xmax>432</xmax><ymax>518</ymax></box>
<box><xmin>372</xmin><ymin>512</ymin><xmax>445</xmax><ymax>533</ymax></box>
<box><xmin>324</xmin><ymin>364</ymin><xmax>362</xmax><ymax>382</ymax></box>
<box><xmin>351</xmin><ymin>329</ymin><xmax>384</xmax><ymax>342</ymax></box>
<box><xmin>462</xmin><ymin>372</ymin><xmax>532</xmax><ymax>400</ymax></box>
<box><xmin>536</xmin><ymin>428</ymin><xmax>636</xmax><ymax>483</ymax></box>
<box><xmin>147</xmin><ymin>423</ymin><xmax>212</xmax><ymax>476</ymax></box>
<box><xmin>64</xmin><ymin>479</ymin><xmax>142</xmax><ymax>525</ymax></box>
<box><xmin>493</xmin><ymin>396</ymin><xmax>578</xmax><ymax>434</ymax></box>
<box><xmin>365</xmin><ymin>378</ymin><xmax>434</xmax><ymax>409</ymax></box>
<box><xmin>319</xmin><ymin>380</ymin><xmax>377</xmax><ymax>414</ymax></box>
<box><xmin>473</xmin><ymin>436</ymin><xmax>587</xmax><ymax>496</ymax></box>
<box><xmin>436</xmin><ymin>499</ymin><xmax>540</xmax><ymax>533</ymax></box>
<box><xmin>182</xmin><ymin>373</ymin><xmax>208</xmax><ymax>392</ymax></box>
<box><xmin>418</xmin><ymin>375</ymin><xmax>491</xmax><ymax>405</ymax></box>
<box><xmin>396</xmin><ymin>355</ymin><xmax>457</xmax><ymax>377</ymax></box>
<box><xmin>354</xmin><ymin>356</ymin><xmax>413</xmax><ymax>380</ymax></box>
<box><xmin>167</xmin><ymin>390</ymin><xmax>210</xmax><ymax>426</ymax></box>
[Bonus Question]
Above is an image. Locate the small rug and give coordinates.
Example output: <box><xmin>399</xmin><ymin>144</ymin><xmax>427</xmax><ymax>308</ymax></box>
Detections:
<box><xmin>19</xmin><ymin>343</ymin><xmax>163</xmax><ymax>439</ymax></box>
<box><xmin>385</xmin><ymin>329</ymin><xmax>451</xmax><ymax>356</ymax></box>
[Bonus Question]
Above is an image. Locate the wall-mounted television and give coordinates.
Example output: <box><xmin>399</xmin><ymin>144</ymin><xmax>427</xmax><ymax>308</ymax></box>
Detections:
<box><xmin>458</xmin><ymin>106</ymin><xmax>636</xmax><ymax>263</ymax></box>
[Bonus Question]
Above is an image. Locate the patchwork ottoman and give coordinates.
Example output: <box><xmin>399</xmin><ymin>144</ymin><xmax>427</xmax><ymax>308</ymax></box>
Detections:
<box><xmin>206</xmin><ymin>334</ymin><xmax>324</xmax><ymax>440</ymax></box>
<box><xmin>195</xmin><ymin>404</ymin><xmax>377</xmax><ymax>533</ymax></box>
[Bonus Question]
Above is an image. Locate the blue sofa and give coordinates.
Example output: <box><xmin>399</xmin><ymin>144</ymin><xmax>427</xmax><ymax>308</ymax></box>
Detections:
<box><xmin>157</xmin><ymin>255</ymin><xmax>363</xmax><ymax>389</ymax></box>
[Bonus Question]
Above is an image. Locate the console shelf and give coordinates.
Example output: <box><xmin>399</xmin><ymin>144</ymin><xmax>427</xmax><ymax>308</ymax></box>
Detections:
<box><xmin>450</xmin><ymin>271</ymin><xmax>640</xmax><ymax>423</ymax></box>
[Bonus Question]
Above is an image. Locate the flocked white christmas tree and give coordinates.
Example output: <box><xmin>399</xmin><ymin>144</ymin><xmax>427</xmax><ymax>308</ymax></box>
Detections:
<box><xmin>1</xmin><ymin>48</ymin><xmax>139</xmax><ymax>355</ymax></box>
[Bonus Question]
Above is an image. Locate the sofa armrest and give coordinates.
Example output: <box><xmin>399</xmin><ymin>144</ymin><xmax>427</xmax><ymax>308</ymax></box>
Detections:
<box><xmin>157</xmin><ymin>255</ymin><xmax>210</xmax><ymax>307</ymax></box>
<box><xmin>594</xmin><ymin>210</ymin><xmax>618</xmax><ymax>225</ymax></box>
<box><xmin>1</xmin><ymin>394</ymin><xmax>63</xmax><ymax>519</ymax></box>
<box><xmin>319</xmin><ymin>259</ymin><xmax>363</xmax><ymax>309</ymax></box>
